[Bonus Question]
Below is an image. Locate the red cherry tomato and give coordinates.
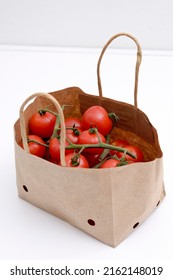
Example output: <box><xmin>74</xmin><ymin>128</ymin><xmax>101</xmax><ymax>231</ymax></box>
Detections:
<box><xmin>48</xmin><ymin>157</ymin><xmax>59</xmax><ymax>165</ymax></box>
<box><xmin>66</xmin><ymin>128</ymin><xmax>82</xmax><ymax>144</ymax></box>
<box><xmin>99</xmin><ymin>158</ymin><xmax>120</xmax><ymax>168</ymax></box>
<box><xmin>29</xmin><ymin>111</ymin><xmax>56</xmax><ymax>138</ymax></box>
<box><xmin>82</xmin><ymin>106</ymin><xmax>113</xmax><ymax>136</ymax></box>
<box><xmin>65</xmin><ymin>117</ymin><xmax>83</xmax><ymax>130</ymax></box>
<box><xmin>99</xmin><ymin>158</ymin><xmax>133</xmax><ymax>168</ymax></box>
<box><xmin>110</xmin><ymin>139</ymin><xmax>129</xmax><ymax>156</ymax></box>
<box><xmin>117</xmin><ymin>144</ymin><xmax>144</xmax><ymax>162</ymax></box>
<box><xmin>49</xmin><ymin>137</ymin><xmax>74</xmax><ymax>162</ymax></box>
<box><xmin>49</xmin><ymin>138</ymin><xmax>61</xmax><ymax>163</ymax></box>
<box><xmin>84</xmin><ymin>153</ymin><xmax>101</xmax><ymax>168</ymax></box>
<box><xmin>77</xmin><ymin>129</ymin><xmax>106</xmax><ymax>154</ymax></box>
<box><xmin>63</xmin><ymin>153</ymin><xmax>89</xmax><ymax>168</ymax></box>
<box><xmin>27</xmin><ymin>135</ymin><xmax>46</xmax><ymax>158</ymax></box>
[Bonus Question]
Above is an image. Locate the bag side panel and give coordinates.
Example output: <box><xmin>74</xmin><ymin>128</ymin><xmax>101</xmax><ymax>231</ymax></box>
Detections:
<box><xmin>14</xmin><ymin>141</ymin><xmax>116</xmax><ymax>247</ymax></box>
<box><xmin>111</xmin><ymin>158</ymin><xmax>165</xmax><ymax>247</ymax></box>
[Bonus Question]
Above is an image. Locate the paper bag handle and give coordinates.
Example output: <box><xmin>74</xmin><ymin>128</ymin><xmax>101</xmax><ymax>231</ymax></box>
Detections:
<box><xmin>97</xmin><ymin>32</ymin><xmax>142</xmax><ymax>107</ymax></box>
<box><xmin>19</xmin><ymin>92</ymin><xmax>66</xmax><ymax>166</ymax></box>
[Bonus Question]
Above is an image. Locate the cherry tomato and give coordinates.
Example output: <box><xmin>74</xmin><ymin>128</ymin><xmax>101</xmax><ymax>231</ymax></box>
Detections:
<box><xmin>110</xmin><ymin>139</ymin><xmax>129</xmax><ymax>156</ymax></box>
<box><xmin>116</xmin><ymin>144</ymin><xmax>144</xmax><ymax>162</ymax></box>
<box><xmin>65</xmin><ymin>117</ymin><xmax>83</xmax><ymax>130</ymax></box>
<box><xmin>49</xmin><ymin>137</ymin><xmax>74</xmax><ymax>162</ymax></box>
<box><xmin>99</xmin><ymin>158</ymin><xmax>133</xmax><ymax>168</ymax></box>
<box><xmin>63</xmin><ymin>153</ymin><xmax>89</xmax><ymax>168</ymax></box>
<box><xmin>48</xmin><ymin>156</ymin><xmax>59</xmax><ymax>165</ymax></box>
<box><xmin>66</xmin><ymin>128</ymin><xmax>82</xmax><ymax>144</ymax></box>
<box><xmin>77</xmin><ymin>129</ymin><xmax>106</xmax><ymax>154</ymax></box>
<box><xmin>99</xmin><ymin>158</ymin><xmax>120</xmax><ymax>168</ymax></box>
<box><xmin>84</xmin><ymin>153</ymin><xmax>101</xmax><ymax>168</ymax></box>
<box><xmin>29</xmin><ymin>111</ymin><xmax>56</xmax><ymax>138</ymax></box>
<box><xmin>49</xmin><ymin>138</ymin><xmax>61</xmax><ymax>163</ymax></box>
<box><xmin>82</xmin><ymin>106</ymin><xmax>113</xmax><ymax>136</ymax></box>
<box><xmin>27</xmin><ymin>135</ymin><xmax>46</xmax><ymax>158</ymax></box>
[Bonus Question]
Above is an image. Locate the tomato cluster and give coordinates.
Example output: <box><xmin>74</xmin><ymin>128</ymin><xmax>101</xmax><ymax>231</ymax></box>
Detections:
<box><xmin>23</xmin><ymin>105</ymin><xmax>144</xmax><ymax>168</ymax></box>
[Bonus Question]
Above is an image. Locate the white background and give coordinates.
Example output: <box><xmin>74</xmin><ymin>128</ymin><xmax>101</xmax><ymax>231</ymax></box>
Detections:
<box><xmin>1</xmin><ymin>0</ymin><xmax>173</xmax><ymax>50</ymax></box>
<box><xmin>0</xmin><ymin>0</ymin><xmax>173</xmax><ymax>262</ymax></box>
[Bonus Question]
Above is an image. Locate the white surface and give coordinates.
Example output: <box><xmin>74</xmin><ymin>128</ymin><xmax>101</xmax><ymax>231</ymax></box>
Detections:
<box><xmin>0</xmin><ymin>45</ymin><xmax>172</xmax><ymax>260</ymax></box>
<box><xmin>0</xmin><ymin>0</ymin><xmax>173</xmax><ymax>50</ymax></box>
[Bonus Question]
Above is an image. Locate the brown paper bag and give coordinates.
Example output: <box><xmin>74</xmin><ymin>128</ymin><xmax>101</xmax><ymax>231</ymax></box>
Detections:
<box><xmin>14</xmin><ymin>33</ymin><xmax>165</xmax><ymax>248</ymax></box>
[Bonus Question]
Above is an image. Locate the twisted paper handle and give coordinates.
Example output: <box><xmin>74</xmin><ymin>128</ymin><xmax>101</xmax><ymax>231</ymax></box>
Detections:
<box><xmin>97</xmin><ymin>32</ymin><xmax>142</xmax><ymax>107</ymax></box>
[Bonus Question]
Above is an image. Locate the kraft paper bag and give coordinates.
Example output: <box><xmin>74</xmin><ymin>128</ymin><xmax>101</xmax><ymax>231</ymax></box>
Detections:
<box><xmin>13</xmin><ymin>33</ymin><xmax>165</xmax><ymax>247</ymax></box>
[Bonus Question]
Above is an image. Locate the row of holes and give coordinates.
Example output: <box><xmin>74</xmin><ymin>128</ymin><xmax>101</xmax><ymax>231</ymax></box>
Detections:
<box><xmin>22</xmin><ymin>185</ymin><xmax>160</xmax><ymax>229</ymax></box>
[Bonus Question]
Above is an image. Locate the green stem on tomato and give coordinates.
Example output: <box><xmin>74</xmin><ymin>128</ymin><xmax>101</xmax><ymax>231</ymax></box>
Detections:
<box><xmin>76</xmin><ymin>145</ymin><xmax>85</xmax><ymax>155</ymax></box>
<box><xmin>39</xmin><ymin>105</ymin><xmax>73</xmax><ymax>116</ymax></box>
<box><xmin>51</xmin><ymin>114</ymin><xmax>60</xmax><ymax>139</ymax></box>
<box><xmin>99</xmin><ymin>136</ymin><xmax>110</xmax><ymax>160</ymax></box>
<box><xmin>38</xmin><ymin>108</ymin><xmax>59</xmax><ymax>117</ymax></box>
<box><xmin>108</xmin><ymin>112</ymin><xmax>119</xmax><ymax>132</ymax></box>
<box><xmin>27</xmin><ymin>135</ymin><xmax>136</xmax><ymax>159</ymax></box>
<box><xmin>93</xmin><ymin>154</ymin><xmax>128</xmax><ymax>169</ymax></box>
<box><xmin>27</xmin><ymin>139</ymin><xmax>49</xmax><ymax>148</ymax></box>
<box><xmin>65</xmin><ymin>142</ymin><xmax>136</xmax><ymax>159</ymax></box>
<box><xmin>61</xmin><ymin>104</ymin><xmax>73</xmax><ymax>111</ymax></box>
<box><xmin>93</xmin><ymin>128</ymin><xmax>103</xmax><ymax>143</ymax></box>
<box><xmin>65</xmin><ymin>137</ymin><xmax>73</xmax><ymax>145</ymax></box>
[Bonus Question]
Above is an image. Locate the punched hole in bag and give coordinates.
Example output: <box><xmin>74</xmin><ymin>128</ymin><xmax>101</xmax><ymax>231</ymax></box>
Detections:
<box><xmin>87</xmin><ymin>219</ymin><xmax>95</xmax><ymax>226</ymax></box>
<box><xmin>133</xmin><ymin>222</ymin><xmax>139</xmax><ymax>229</ymax></box>
<box><xmin>23</xmin><ymin>185</ymin><xmax>28</xmax><ymax>192</ymax></box>
<box><xmin>156</xmin><ymin>201</ymin><xmax>160</xmax><ymax>207</ymax></box>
